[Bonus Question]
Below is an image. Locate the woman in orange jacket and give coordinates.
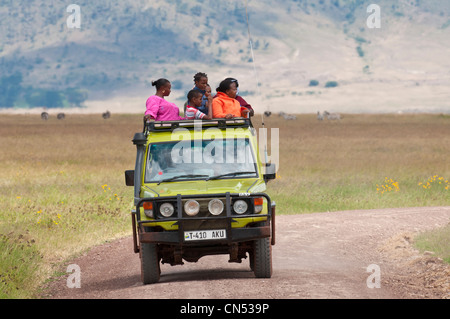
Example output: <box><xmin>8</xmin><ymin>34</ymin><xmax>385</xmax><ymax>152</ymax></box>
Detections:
<box><xmin>212</xmin><ymin>78</ymin><xmax>249</xmax><ymax>119</ymax></box>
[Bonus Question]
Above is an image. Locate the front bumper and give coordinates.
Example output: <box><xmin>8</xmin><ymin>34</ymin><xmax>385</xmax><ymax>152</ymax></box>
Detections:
<box><xmin>139</xmin><ymin>225</ymin><xmax>271</xmax><ymax>244</ymax></box>
<box><xmin>132</xmin><ymin>192</ymin><xmax>275</xmax><ymax>252</ymax></box>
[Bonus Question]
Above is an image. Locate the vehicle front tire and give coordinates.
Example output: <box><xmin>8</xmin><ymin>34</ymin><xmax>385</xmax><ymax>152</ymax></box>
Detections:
<box><xmin>140</xmin><ymin>243</ymin><xmax>161</xmax><ymax>284</ymax></box>
<box><xmin>253</xmin><ymin>237</ymin><xmax>272</xmax><ymax>278</ymax></box>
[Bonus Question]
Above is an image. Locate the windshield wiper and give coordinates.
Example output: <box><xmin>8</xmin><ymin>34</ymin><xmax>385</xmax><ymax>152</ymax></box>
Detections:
<box><xmin>157</xmin><ymin>174</ymin><xmax>209</xmax><ymax>185</ymax></box>
<box><xmin>207</xmin><ymin>171</ymin><xmax>256</xmax><ymax>181</ymax></box>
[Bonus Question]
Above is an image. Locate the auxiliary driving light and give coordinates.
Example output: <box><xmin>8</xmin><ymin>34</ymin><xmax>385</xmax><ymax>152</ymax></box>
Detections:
<box><xmin>184</xmin><ymin>200</ymin><xmax>200</xmax><ymax>216</ymax></box>
<box><xmin>159</xmin><ymin>203</ymin><xmax>174</xmax><ymax>218</ymax></box>
<box><xmin>208</xmin><ymin>199</ymin><xmax>224</xmax><ymax>216</ymax></box>
<box><xmin>233</xmin><ymin>200</ymin><xmax>248</xmax><ymax>215</ymax></box>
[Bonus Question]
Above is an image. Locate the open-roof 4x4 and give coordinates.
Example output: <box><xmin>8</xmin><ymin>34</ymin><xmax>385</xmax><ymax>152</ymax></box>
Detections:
<box><xmin>125</xmin><ymin>118</ymin><xmax>276</xmax><ymax>284</ymax></box>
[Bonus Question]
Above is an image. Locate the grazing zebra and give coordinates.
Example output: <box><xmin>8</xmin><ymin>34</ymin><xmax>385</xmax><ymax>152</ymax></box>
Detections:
<box><xmin>57</xmin><ymin>113</ymin><xmax>65</xmax><ymax>120</ymax></box>
<box><xmin>323</xmin><ymin>111</ymin><xmax>341</xmax><ymax>120</ymax></box>
<box><xmin>283</xmin><ymin>113</ymin><xmax>296</xmax><ymax>120</ymax></box>
<box><xmin>102</xmin><ymin>111</ymin><xmax>111</xmax><ymax>119</ymax></box>
<box><xmin>317</xmin><ymin>111</ymin><xmax>324</xmax><ymax>121</ymax></box>
<box><xmin>278</xmin><ymin>111</ymin><xmax>296</xmax><ymax>120</ymax></box>
<box><xmin>41</xmin><ymin>112</ymin><xmax>49</xmax><ymax>120</ymax></box>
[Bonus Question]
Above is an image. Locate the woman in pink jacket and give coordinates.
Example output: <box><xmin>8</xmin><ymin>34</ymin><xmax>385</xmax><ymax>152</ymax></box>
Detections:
<box><xmin>144</xmin><ymin>79</ymin><xmax>185</xmax><ymax>121</ymax></box>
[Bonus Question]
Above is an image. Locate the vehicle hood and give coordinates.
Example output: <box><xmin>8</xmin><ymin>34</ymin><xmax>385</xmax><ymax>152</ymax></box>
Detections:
<box><xmin>141</xmin><ymin>178</ymin><xmax>266</xmax><ymax>198</ymax></box>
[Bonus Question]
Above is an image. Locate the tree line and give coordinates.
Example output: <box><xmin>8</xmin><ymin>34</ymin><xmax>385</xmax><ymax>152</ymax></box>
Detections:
<box><xmin>0</xmin><ymin>72</ymin><xmax>88</xmax><ymax>108</ymax></box>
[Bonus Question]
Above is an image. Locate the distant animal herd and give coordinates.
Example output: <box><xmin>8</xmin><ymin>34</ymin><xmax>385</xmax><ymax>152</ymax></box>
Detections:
<box><xmin>39</xmin><ymin>110</ymin><xmax>341</xmax><ymax>122</ymax></box>
<box><xmin>317</xmin><ymin>111</ymin><xmax>341</xmax><ymax>121</ymax></box>
<box><xmin>264</xmin><ymin>110</ymin><xmax>341</xmax><ymax>121</ymax></box>
<box><xmin>40</xmin><ymin>111</ymin><xmax>111</xmax><ymax>120</ymax></box>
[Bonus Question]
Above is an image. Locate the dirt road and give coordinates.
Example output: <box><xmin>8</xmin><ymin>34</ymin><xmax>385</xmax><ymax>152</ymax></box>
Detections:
<box><xmin>45</xmin><ymin>207</ymin><xmax>450</xmax><ymax>299</ymax></box>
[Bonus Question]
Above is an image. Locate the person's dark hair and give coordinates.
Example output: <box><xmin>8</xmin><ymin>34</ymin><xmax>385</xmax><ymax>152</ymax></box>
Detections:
<box><xmin>224</xmin><ymin>77</ymin><xmax>239</xmax><ymax>87</ymax></box>
<box><xmin>193</xmin><ymin>72</ymin><xmax>208</xmax><ymax>83</ymax></box>
<box><xmin>151</xmin><ymin>78</ymin><xmax>170</xmax><ymax>90</ymax></box>
<box><xmin>216</xmin><ymin>78</ymin><xmax>238</xmax><ymax>93</ymax></box>
<box><xmin>187</xmin><ymin>89</ymin><xmax>202</xmax><ymax>102</ymax></box>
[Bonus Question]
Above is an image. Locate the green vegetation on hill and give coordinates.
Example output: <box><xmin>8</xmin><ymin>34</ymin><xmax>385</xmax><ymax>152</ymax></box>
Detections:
<box><xmin>0</xmin><ymin>73</ymin><xmax>87</xmax><ymax>108</ymax></box>
<box><xmin>0</xmin><ymin>0</ymin><xmax>449</xmax><ymax>108</ymax></box>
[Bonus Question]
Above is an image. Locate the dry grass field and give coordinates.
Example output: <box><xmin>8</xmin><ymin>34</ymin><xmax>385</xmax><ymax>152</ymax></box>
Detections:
<box><xmin>260</xmin><ymin>113</ymin><xmax>450</xmax><ymax>212</ymax></box>
<box><xmin>0</xmin><ymin>113</ymin><xmax>449</xmax><ymax>298</ymax></box>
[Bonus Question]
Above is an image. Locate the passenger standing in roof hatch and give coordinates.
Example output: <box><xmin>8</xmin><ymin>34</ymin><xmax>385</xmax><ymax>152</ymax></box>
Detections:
<box><xmin>144</xmin><ymin>79</ymin><xmax>186</xmax><ymax>121</ymax></box>
<box><xmin>223</xmin><ymin>77</ymin><xmax>254</xmax><ymax>117</ymax></box>
<box><xmin>212</xmin><ymin>78</ymin><xmax>250</xmax><ymax>119</ymax></box>
<box><xmin>192</xmin><ymin>72</ymin><xmax>210</xmax><ymax>115</ymax></box>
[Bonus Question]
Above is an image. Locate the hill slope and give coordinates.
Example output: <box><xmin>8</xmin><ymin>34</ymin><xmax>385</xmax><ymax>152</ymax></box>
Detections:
<box><xmin>1</xmin><ymin>0</ymin><xmax>449</xmax><ymax>114</ymax></box>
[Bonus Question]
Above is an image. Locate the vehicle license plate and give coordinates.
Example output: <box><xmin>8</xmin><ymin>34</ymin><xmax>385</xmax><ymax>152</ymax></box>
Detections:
<box><xmin>184</xmin><ymin>229</ymin><xmax>226</xmax><ymax>241</ymax></box>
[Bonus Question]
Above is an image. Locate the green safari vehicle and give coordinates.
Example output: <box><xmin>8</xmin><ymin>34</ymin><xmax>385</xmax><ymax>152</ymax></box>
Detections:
<box><xmin>125</xmin><ymin>118</ymin><xmax>276</xmax><ymax>284</ymax></box>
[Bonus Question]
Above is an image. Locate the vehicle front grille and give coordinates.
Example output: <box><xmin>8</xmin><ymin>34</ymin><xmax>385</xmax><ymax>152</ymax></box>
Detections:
<box><xmin>182</xmin><ymin>218</ymin><xmax>228</xmax><ymax>231</ymax></box>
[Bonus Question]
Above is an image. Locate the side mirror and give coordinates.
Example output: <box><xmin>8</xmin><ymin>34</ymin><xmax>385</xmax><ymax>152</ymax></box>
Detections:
<box><xmin>263</xmin><ymin>163</ymin><xmax>276</xmax><ymax>182</ymax></box>
<box><xmin>125</xmin><ymin>170</ymin><xmax>135</xmax><ymax>186</ymax></box>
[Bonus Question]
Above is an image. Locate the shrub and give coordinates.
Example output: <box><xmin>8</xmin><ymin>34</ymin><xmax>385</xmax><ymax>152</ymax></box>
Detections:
<box><xmin>309</xmin><ymin>80</ymin><xmax>319</xmax><ymax>87</ymax></box>
<box><xmin>356</xmin><ymin>46</ymin><xmax>364</xmax><ymax>57</ymax></box>
<box><xmin>354</xmin><ymin>36</ymin><xmax>367</xmax><ymax>44</ymax></box>
<box><xmin>325</xmin><ymin>81</ymin><xmax>338</xmax><ymax>88</ymax></box>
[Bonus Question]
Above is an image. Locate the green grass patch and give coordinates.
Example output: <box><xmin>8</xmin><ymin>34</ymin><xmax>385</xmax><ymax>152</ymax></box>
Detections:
<box><xmin>414</xmin><ymin>224</ymin><xmax>450</xmax><ymax>263</ymax></box>
<box><xmin>0</xmin><ymin>175</ymin><xmax>132</xmax><ymax>298</ymax></box>
<box><xmin>270</xmin><ymin>176</ymin><xmax>450</xmax><ymax>215</ymax></box>
<box><xmin>0</xmin><ymin>234</ymin><xmax>41</xmax><ymax>298</ymax></box>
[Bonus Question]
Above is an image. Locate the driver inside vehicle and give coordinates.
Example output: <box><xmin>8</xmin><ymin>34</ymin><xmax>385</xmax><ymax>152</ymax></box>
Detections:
<box><xmin>145</xmin><ymin>138</ymin><xmax>257</xmax><ymax>184</ymax></box>
<box><xmin>146</xmin><ymin>145</ymin><xmax>176</xmax><ymax>181</ymax></box>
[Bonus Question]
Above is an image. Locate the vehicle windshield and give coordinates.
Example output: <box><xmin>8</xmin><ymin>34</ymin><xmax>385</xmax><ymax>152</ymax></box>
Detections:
<box><xmin>144</xmin><ymin>138</ymin><xmax>258</xmax><ymax>183</ymax></box>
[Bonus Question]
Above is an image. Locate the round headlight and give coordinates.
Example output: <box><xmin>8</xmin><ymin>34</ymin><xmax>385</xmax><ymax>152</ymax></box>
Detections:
<box><xmin>184</xmin><ymin>200</ymin><xmax>200</xmax><ymax>216</ymax></box>
<box><xmin>208</xmin><ymin>199</ymin><xmax>224</xmax><ymax>216</ymax></box>
<box><xmin>233</xmin><ymin>200</ymin><xmax>248</xmax><ymax>214</ymax></box>
<box><xmin>159</xmin><ymin>203</ymin><xmax>174</xmax><ymax>217</ymax></box>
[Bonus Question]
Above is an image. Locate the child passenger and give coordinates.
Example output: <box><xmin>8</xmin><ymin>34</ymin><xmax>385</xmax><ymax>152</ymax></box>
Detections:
<box><xmin>185</xmin><ymin>89</ymin><xmax>213</xmax><ymax>120</ymax></box>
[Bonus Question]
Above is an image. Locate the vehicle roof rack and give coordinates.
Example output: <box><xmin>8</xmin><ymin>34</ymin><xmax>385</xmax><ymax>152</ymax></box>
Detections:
<box><xmin>143</xmin><ymin>118</ymin><xmax>253</xmax><ymax>134</ymax></box>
